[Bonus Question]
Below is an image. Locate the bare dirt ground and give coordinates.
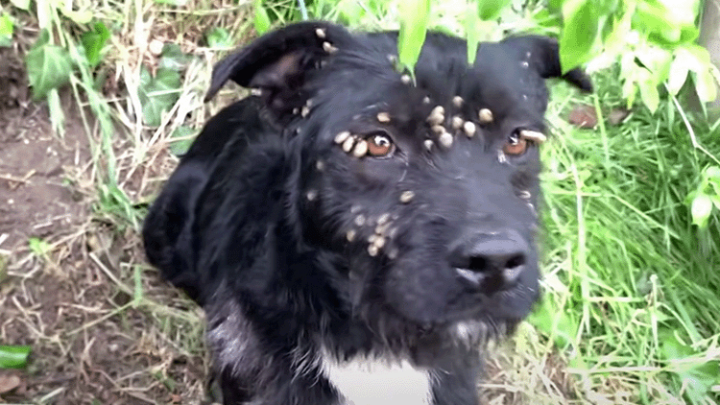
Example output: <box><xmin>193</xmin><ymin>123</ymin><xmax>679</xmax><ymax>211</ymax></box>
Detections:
<box><xmin>0</xmin><ymin>45</ymin><xmax>209</xmax><ymax>405</ymax></box>
<box><xmin>0</xmin><ymin>43</ymin><xmax>578</xmax><ymax>405</ymax></box>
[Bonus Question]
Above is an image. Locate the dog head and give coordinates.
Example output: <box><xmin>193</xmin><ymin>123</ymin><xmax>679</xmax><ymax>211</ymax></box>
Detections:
<box><xmin>207</xmin><ymin>22</ymin><xmax>591</xmax><ymax>336</ymax></box>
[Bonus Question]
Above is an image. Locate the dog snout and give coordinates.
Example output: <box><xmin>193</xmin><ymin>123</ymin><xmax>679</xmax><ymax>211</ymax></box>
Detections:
<box><xmin>449</xmin><ymin>229</ymin><xmax>528</xmax><ymax>292</ymax></box>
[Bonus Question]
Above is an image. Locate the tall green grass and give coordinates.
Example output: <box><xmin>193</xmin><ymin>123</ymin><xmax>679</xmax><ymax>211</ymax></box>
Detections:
<box><xmin>533</xmin><ymin>70</ymin><xmax>720</xmax><ymax>404</ymax></box>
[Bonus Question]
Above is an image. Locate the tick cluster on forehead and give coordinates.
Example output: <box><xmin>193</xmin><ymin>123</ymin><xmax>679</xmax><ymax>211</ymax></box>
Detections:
<box><xmin>143</xmin><ymin>21</ymin><xmax>592</xmax><ymax>405</ymax></box>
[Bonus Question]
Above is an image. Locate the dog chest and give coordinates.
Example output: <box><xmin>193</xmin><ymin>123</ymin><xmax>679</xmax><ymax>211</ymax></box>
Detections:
<box><xmin>320</xmin><ymin>352</ymin><xmax>432</xmax><ymax>405</ymax></box>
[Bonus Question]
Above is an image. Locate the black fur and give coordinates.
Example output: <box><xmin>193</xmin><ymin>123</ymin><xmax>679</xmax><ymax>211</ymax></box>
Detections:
<box><xmin>143</xmin><ymin>21</ymin><xmax>592</xmax><ymax>405</ymax></box>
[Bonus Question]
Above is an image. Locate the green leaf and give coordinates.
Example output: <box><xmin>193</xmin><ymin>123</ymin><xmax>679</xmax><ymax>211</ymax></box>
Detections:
<box><xmin>0</xmin><ymin>345</ymin><xmax>31</xmax><ymax>369</ymax></box>
<box><xmin>667</xmin><ymin>57</ymin><xmax>690</xmax><ymax>96</ymax></box>
<box><xmin>691</xmin><ymin>194</ymin><xmax>713</xmax><ymax>228</ymax></box>
<box><xmin>81</xmin><ymin>21</ymin><xmax>110</xmax><ymax>68</ymax></box>
<box><xmin>337</xmin><ymin>0</ymin><xmax>367</xmax><ymax>25</ymax></box>
<box><xmin>465</xmin><ymin>2</ymin><xmax>480</xmax><ymax>65</ymax></box>
<box><xmin>25</xmin><ymin>33</ymin><xmax>74</xmax><ymax>100</ymax></box>
<box><xmin>548</xmin><ymin>0</ymin><xmax>564</xmax><ymax>12</ymax></box>
<box><xmin>705</xmin><ymin>166</ymin><xmax>720</xmax><ymax>180</ymax></box>
<box><xmin>638</xmin><ymin>72</ymin><xmax>660</xmax><ymax>113</ymax></box>
<box><xmin>559</xmin><ymin>0</ymin><xmax>599</xmax><ymax>73</ymax></box>
<box><xmin>169</xmin><ymin>125</ymin><xmax>196</xmax><ymax>156</ymax></box>
<box><xmin>0</xmin><ymin>12</ymin><xmax>13</xmax><ymax>47</ymax></box>
<box><xmin>158</xmin><ymin>43</ymin><xmax>192</xmax><ymax>71</ymax></box>
<box><xmin>661</xmin><ymin>333</ymin><xmax>719</xmax><ymax>402</ymax></box>
<box><xmin>398</xmin><ymin>0</ymin><xmax>431</xmax><ymax>72</ymax></box>
<box><xmin>477</xmin><ymin>0</ymin><xmax>512</xmax><ymax>20</ymax></box>
<box><xmin>694</xmin><ymin>68</ymin><xmax>717</xmax><ymax>103</ymax></box>
<box><xmin>206</xmin><ymin>27</ymin><xmax>232</xmax><ymax>48</ymax></box>
<box><xmin>254</xmin><ymin>0</ymin><xmax>271</xmax><ymax>35</ymax></box>
<box><xmin>138</xmin><ymin>67</ymin><xmax>182</xmax><ymax>127</ymax></box>
<box><xmin>28</xmin><ymin>237</ymin><xmax>51</xmax><ymax>257</ymax></box>
<box><xmin>9</xmin><ymin>0</ymin><xmax>30</xmax><ymax>10</ymax></box>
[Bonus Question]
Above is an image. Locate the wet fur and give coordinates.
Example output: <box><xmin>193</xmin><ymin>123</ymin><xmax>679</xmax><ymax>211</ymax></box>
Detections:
<box><xmin>143</xmin><ymin>21</ymin><xmax>591</xmax><ymax>405</ymax></box>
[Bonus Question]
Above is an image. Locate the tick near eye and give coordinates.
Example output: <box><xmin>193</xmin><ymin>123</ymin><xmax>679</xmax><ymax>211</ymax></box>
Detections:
<box><xmin>367</xmin><ymin>134</ymin><xmax>394</xmax><ymax>157</ymax></box>
<box><xmin>502</xmin><ymin>133</ymin><xmax>529</xmax><ymax>156</ymax></box>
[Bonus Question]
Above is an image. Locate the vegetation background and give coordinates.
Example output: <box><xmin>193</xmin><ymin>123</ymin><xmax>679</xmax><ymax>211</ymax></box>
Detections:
<box><xmin>0</xmin><ymin>0</ymin><xmax>718</xmax><ymax>404</ymax></box>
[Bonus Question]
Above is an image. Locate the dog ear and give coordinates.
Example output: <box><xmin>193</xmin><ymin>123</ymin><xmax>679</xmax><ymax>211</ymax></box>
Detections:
<box><xmin>502</xmin><ymin>35</ymin><xmax>593</xmax><ymax>93</ymax></box>
<box><xmin>204</xmin><ymin>21</ymin><xmax>354</xmax><ymax>114</ymax></box>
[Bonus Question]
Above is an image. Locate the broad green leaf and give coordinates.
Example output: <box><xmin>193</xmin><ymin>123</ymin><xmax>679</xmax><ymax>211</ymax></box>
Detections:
<box><xmin>169</xmin><ymin>125</ymin><xmax>196</xmax><ymax>156</ymax></box>
<box><xmin>691</xmin><ymin>194</ymin><xmax>713</xmax><ymax>228</ymax></box>
<box><xmin>477</xmin><ymin>0</ymin><xmax>512</xmax><ymax>21</ymax></box>
<box><xmin>81</xmin><ymin>21</ymin><xmax>110</xmax><ymax>68</ymax></box>
<box><xmin>465</xmin><ymin>2</ymin><xmax>480</xmax><ymax>65</ymax></box>
<box><xmin>548</xmin><ymin>0</ymin><xmax>564</xmax><ymax>11</ymax></box>
<box><xmin>634</xmin><ymin>1</ymin><xmax>677</xmax><ymax>36</ymax></box>
<box><xmin>0</xmin><ymin>12</ymin><xmax>13</xmax><ymax>47</ymax></box>
<box><xmin>25</xmin><ymin>36</ymin><xmax>74</xmax><ymax>100</ymax></box>
<box><xmin>705</xmin><ymin>166</ymin><xmax>720</xmax><ymax>180</ymax></box>
<box><xmin>602</xmin><ymin>7</ymin><xmax>632</xmax><ymax>55</ymax></box>
<box><xmin>206</xmin><ymin>27</ymin><xmax>232</xmax><ymax>48</ymax></box>
<box><xmin>638</xmin><ymin>71</ymin><xmax>660</xmax><ymax>113</ymax></box>
<box><xmin>9</xmin><ymin>0</ymin><xmax>30</xmax><ymax>10</ymax></box>
<box><xmin>559</xmin><ymin>0</ymin><xmax>599</xmax><ymax>73</ymax></box>
<box><xmin>398</xmin><ymin>0</ymin><xmax>431</xmax><ymax>72</ymax></box>
<box><xmin>661</xmin><ymin>333</ymin><xmax>718</xmax><ymax>401</ymax></box>
<box><xmin>532</xmin><ymin>9</ymin><xmax>562</xmax><ymax>30</ymax></box>
<box><xmin>337</xmin><ymin>0</ymin><xmax>367</xmax><ymax>25</ymax></box>
<box><xmin>158</xmin><ymin>43</ymin><xmax>192</xmax><ymax>71</ymax></box>
<box><xmin>254</xmin><ymin>0</ymin><xmax>271</xmax><ymax>35</ymax></box>
<box><xmin>694</xmin><ymin>68</ymin><xmax>717</xmax><ymax>103</ymax></box>
<box><xmin>0</xmin><ymin>345</ymin><xmax>31</xmax><ymax>369</ymax></box>
<box><xmin>682</xmin><ymin>44</ymin><xmax>712</xmax><ymax>71</ymax></box>
<box><xmin>712</xmin><ymin>196</ymin><xmax>720</xmax><ymax>211</ymax></box>
<box><xmin>138</xmin><ymin>67</ymin><xmax>182</xmax><ymax>127</ymax></box>
<box><xmin>667</xmin><ymin>57</ymin><xmax>689</xmax><ymax>95</ymax></box>
<box><xmin>635</xmin><ymin>46</ymin><xmax>673</xmax><ymax>82</ymax></box>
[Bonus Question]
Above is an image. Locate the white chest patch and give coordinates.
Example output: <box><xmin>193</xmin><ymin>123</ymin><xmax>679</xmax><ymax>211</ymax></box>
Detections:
<box><xmin>320</xmin><ymin>351</ymin><xmax>433</xmax><ymax>405</ymax></box>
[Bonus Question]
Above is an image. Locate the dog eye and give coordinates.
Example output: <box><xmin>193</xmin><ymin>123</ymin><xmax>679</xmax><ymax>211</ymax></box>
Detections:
<box><xmin>367</xmin><ymin>134</ymin><xmax>395</xmax><ymax>157</ymax></box>
<box><xmin>502</xmin><ymin>132</ymin><xmax>529</xmax><ymax>156</ymax></box>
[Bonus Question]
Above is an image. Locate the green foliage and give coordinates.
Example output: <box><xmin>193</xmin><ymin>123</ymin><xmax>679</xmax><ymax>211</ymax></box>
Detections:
<box><xmin>549</xmin><ymin>0</ymin><xmax>714</xmax><ymax>114</ymax></box>
<box><xmin>137</xmin><ymin>44</ymin><xmax>189</xmax><ymax>127</ymax></box>
<box><xmin>0</xmin><ymin>345</ymin><xmax>31</xmax><ymax>369</ymax></box>
<box><xmin>81</xmin><ymin>21</ymin><xmax>110</xmax><ymax>68</ymax></box>
<box><xmin>28</xmin><ymin>237</ymin><xmax>51</xmax><ymax>258</ymax></box>
<box><xmin>477</xmin><ymin>0</ymin><xmax>512</xmax><ymax>20</ymax></box>
<box><xmin>254</xmin><ymin>0</ymin><xmax>271</xmax><ymax>34</ymax></box>
<box><xmin>661</xmin><ymin>331</ymin><xmax>720</xmax><ymax>404</ymax></box>
<box><xmin>25</xmin><ymin>29</ymin><xmax>73</xmax><ymax>100</ymax></box>
<box><xmin>558</xmin><ymin>0</ymin><xmax>600</xmax><ymax>74</ymax></box>
<box><xmin>0</xmin><ymin>12</ymin><xmax>13</xmax><ymax>47</ymax></box>
<box><xmin>169</xmin><ymin>126</ymin><xmax>197</xmax><ymax>156</ymax></box>
<box><xmin>206</xmin><ymin>27</ymin><xmax>233</xmax><ymax>48</ymax></box>
<box><xmin>397</xmin><ymin>0</ymin><xmax>431</xmax><ymax>74</ymax></box>
<box><xmin>687</xmin><ymin>166</ymin><xmax>720</xmax><ymax>228</ymax></box>
<box><xmin>138</xmin><ymin>67</ymin><xmax>182</xmax><ymax>127</ymax></box>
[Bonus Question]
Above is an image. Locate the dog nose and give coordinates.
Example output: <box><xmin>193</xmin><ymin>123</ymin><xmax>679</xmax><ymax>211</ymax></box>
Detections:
<box><xmin>449</xmin><ymin>230</ymin><xmax>528</xmax><ymax>291</ymax></box>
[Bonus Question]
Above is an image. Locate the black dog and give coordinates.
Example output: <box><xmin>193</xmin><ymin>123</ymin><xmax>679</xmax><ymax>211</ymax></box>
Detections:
<box><xmin>142</xmin><ymin>21</ymin><xmax>591</xmax><ymax>405</ymax></box>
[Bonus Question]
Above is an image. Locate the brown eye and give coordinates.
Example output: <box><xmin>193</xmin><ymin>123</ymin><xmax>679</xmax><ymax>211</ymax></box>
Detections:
<box><xmin>503</xmin><ymin>133</ymin><xmax>529</xmax><ymax>156</ymax></box>
<box><xmin>367</xmin><ymin>134</ymin><xmax>394</xmax><ymax>157</ymax></box>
